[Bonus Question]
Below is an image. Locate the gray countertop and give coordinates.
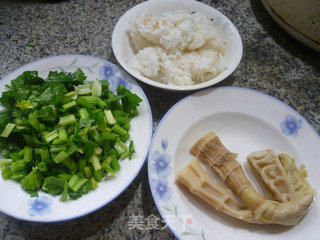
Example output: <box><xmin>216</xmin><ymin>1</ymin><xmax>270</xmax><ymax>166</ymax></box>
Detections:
<box><xmin>0</xmin><ymin>0</ymin><xmax>319</xmax><ymax>239</ymax></box>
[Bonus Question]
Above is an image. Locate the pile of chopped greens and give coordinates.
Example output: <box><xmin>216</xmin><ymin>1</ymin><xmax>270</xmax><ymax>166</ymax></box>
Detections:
<box><xmin>0</xmin><ymin>69</ymin><xmax>142</xmax><ymax>201</ymax></box>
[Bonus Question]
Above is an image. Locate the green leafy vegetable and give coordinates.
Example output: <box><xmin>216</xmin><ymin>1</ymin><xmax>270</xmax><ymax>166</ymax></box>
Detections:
<box><xmin>0</xmin><ymin>69</ymin><xmax>141</xmax><ymax>201</ymax></box>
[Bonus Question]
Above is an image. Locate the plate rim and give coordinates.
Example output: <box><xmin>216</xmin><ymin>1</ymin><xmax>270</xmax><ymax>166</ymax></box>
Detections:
<box><xmin>261</xmin><ymin>0</ymin><xmax>320</xmax><ymax>52</ymax></box>
<box><xmin>112</xmin><ymin>0</ymin><xmax>243</xmax><ymax>91</ymax></box>
<box><xmin>0</xmin><ymin>54</ymin><xmax>153</xmax><ymax>222</ymax></box>
<box><xmin>148</xmin><ymin>86</ymin><xmax>320</xmax><ymax>239</ymax></box>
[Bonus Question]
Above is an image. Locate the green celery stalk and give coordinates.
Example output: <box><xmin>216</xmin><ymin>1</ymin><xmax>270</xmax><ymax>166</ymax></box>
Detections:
<box><xmin>1</xmin><ymin>166</ymin><xmax>11</xmax><ymax>179</ymax></box>
<box><xmin>62</xmin><ymin>101</ymin><xmax>77</xmax><ymax>110</ymax></box>
<box><xmin>96</xmin><ymin>97</ymin><xmax>106</xmax><ymax>109</ymax></box>
<box><xmin>77</xmin><ymin>85</ymin><xmax>92</xmax><ymax>95</ymax></box>
<box><xmin>119</xmin><ymin>133</ymin><xmax>130</xmax><ymax>143</ymax></box>
<box><xmin>114</xmin><ymin>138</ymin><xmax>127</xmax><ymax>155</ymax></box>
<box><xmin>65</xmin><ymin>91</ymin><xmax>75</xmax><ymax>97</ymax></box>
<box><xmin>44</xmin><ymin>129</ymin><xmax>59</xmax><ymax>143</ymax></box>
<box><xmin>53</xmin><ymin>151</ymin><xmax>69</xmax><ymax>164</ymax></box>
<box><xmin>23</xmin><ymin>146</ymin><xmax>33</xmax><ymax>163</ymax></box>
<box><xmin>100</xmin><ymin>132</ymin><xmax>118</xmax><ymax>141</ymax></box>
<box><xmin>0</xmin><ymin>123</ymin><xmax>15</xmax><ymax>137</ymax></box>
<box><xmin>58</xmin><ymin>173</ymin><xmax>72</xmax><ymax>182</ymax></box>
<box><xmin>93</xmin><ymin>169</ymin><xmax>104</xmax><ymax>182</ymax></box>
<box><xmin>38</xmin><ymin>162</ymin><xmax>48</xmax><ymax>172</ymax></box>
<box><xmin>40</xmin><ymin>148</ymin><xmax>50</xmax><ymax>160</ymax></box>
<box><xmin>122</xmin><ymin>123</ymin><xmax>131</xmax><ymax>131</ymax></box>
<box><xmin>89</xmin><ymin>155</ymin><xmax>101</xmax><ymax>171</ymax></box>
<box><xmin>120</xmin><ymin>151</ymin><xmax>129</xmax><ymax>159</ymax></box>
<box><xmin>58</xmin><ymin>128</ymin><xmax>68</xmax><ymax>142</ymax></box>
<box><xmin>62</xmin><ymin>158</ymin><xmax>76</xmax><ymax>171</ymax></box>
<box><xmin>91</xmin><ymin>80</ymin><xmax>101</xmax><ymax>97</ymax></box>
<box><xmin>110</xmin><ymin>155</ymin><xmax>121</xmax><ymax>171</ymax></box>
<box><xmin>59</xmin><ymin>114</ymin><xmax>77</xmax><ymax>127</ymax></box>
<box><xmin>94</xmin><ymin>147</ymin><xmax>102</xmax><ymax>155</ymax></box>
<box><xmin>68</xmin><ymin>175</ymin><xmax>80</xmax><ymax>190</ymax></box>
<box><xmin>60</xmin><ymin>182</ymin><xmax>68</xmax><ymax>202</ymax></box>
<box><xmin>50</xmin><ymin>145</ymin><xmax>68</xmax><ymax>153</ymax></box>
<box><xmin>10</xmin><ymin>170</ymin><xmax>26</xmax><ymax>180</ymax></box>
<box><xmin>0</xmin><ymin>159</ymin><xmax>13</xmax><ymax>167</ymax></box>
<box><xmin>91</xmin><ymin>177</ymin><xmax>98</xmax><ymax>189</ymax></box>
<box><xmin>84</xmin><ymin>166</ymin><xmax>92</xmax><ymax>178</ymax></box>
<box><xmin>79</xmin><ymin>108</ymin><xmax>89</xmax><ymax>120</ymax></box>
<box><xmin>104</xmin><ymin>110</ymin><xmax>116</xmax><ymax>125</ymax></box>
<box><xmin>11</xmin><ymin>160</ymin><xmax>27</xmax><ymax>172</ymax></box>
<box><xmin>28</xmin><ymin>115</ymin><xmax>40</xmax><ymax>131</ymax></box>
<box><xmin>112</xmin><ymin>124</ymin><xmax>127</xmax><ymax>136</ymax></box>
<box><xmin>73</xmin><ymin>178</ymin><xmax>88</xmax><ymax>192</ymax></box>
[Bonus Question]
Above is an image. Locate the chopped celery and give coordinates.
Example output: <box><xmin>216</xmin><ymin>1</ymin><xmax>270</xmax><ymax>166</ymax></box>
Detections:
<box><xmin>73</xmin><ymin>178</ymin><xmax>88</xmax><ymax>192</ymax></box>
<box><xmin>59</xmin><ymin>114</ymin><xmax>77</xmax><ymax>127</ymax></box>
<box><xmin>11</xmin><ymin>160</ymin><xmax>27</xmax><ymax>172</ymax></box>
<box><xmin>91</xmin><ymin>177</ymin><xmax>98</xmax><ymax>189</ymax></box>
<box><xmin>50</xmin><ymin>145</ymin><xmax>68</xmax><ymax>153</ymax></box>
<box><xmin>68</xmin><ymin>175</ymin><xmax>80</xmax><ymax>190</ymax></box>
<box><xmin>0</xmin><ymin>69</ymin><xmax>141</xmax><ymax>200</ymax></box>
<box><xmin>62</xmin><ymin>101</ymin><xmax>77</xmax><ymax>110</ymax></box>
<box><xmin>44</xmin><ymin>129</ymin><xmax>59</xmax><ymax>143</ymax></box>
<box><xmin>84</xmin><ymin>166</ymin><xmax>92</xmax><ymax>178</ymax></box>
<box><xmin>0</xmin><ymin>158</ymin><xmax>13</xmax><ymax>167</ymax></box>
<box><xmin>79</xmin><ymin>108</ymin><xmax>89</xmax><ymax>120</ymax></box>
<box><xmin>58</xmin><ymin>128</ymin><xmax>68</xmax><ymax>142</ymax></box>
<box><xmin>61</xmin><ymin>182</ymin><xmax>69</xmax><ymax>202</ymax></box>
<box><xmin>114</xmin><ymin>138</ymin><xmax>127</xmax><ymax>155</ymax></box>
<box><xmin>94</xmin><ymin>147</ymin><xmax>102</xmax><ymax>155</ymax></box>
<box><xmin>1</xmin><ymin>123</ymin><xmax>15</xmax><ymax>137</ymax></box>
<box><xmin>104</xmin><ymin>110</ymin><xmax>116</xmax><ymax>125</ymax></box>
<box><xmin>89</xmin><ymin>155</ymin><xmax>101</xmax><ymax>171</ymax></box>
<box><xmin>40</xmin><ymin>148</ymin><xmax>50</xmax><ymax>160</ymax></box>
<box><xmin>112</xmin><ymin>124</ymin><xmax>127</xmax><ymax>136</ymax></box>
<box><xmin>91</xmin><ymin>80</ymin><xmax>102</xmax><ymax>97</ymax></box>
<box><xmin>38</xmin><ymin>162</ymin><xmax>48</xmax><ymax>172</ymax></box>
<box><xmin>100</xmin><ymin>132</ymin><xmax>118</xmax><ymax>141</ymax></box>
<box><xmin>62</xmin><ymin>158</ymin><xmax>76</xmax><ymax>171</ymax></box>
<box><xmin>53</xmin><ymin>151</ymin><xmax>69</xmax><ymax>164</ymax></box>
<box><xmin>1</xmin><ymin>166</ymin><xmax>12</xmax><ymax>179</ymax></box>
<box><xmin>23</xmin><ymin>147</ymin><xmax>33</xmax><ymax>163</ymax></box>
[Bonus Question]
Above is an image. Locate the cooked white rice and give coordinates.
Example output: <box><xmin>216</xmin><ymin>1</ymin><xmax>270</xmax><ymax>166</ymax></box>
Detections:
<box><xmin>127</xmin><ymin>10</ymin><xmax>226</xmax><ymax>86</ymax></box>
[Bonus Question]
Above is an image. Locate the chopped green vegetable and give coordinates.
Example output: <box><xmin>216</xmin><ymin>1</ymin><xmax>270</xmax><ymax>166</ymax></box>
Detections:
<box><xmin>0</xmin><ymin>69</ymin><xmax>141</xmax><ymax>200</ymax></box>
<box><xmin>1</xmin><ymin>123</ymin><xmax>15</xmax><ymax>137</ymax></box>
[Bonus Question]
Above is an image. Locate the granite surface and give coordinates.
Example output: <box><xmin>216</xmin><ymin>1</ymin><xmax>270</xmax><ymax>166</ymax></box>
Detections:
<box><xmin>0</xmin><ymin>0</ymin><xmax>319</xmax><ymax>239</ymax></box>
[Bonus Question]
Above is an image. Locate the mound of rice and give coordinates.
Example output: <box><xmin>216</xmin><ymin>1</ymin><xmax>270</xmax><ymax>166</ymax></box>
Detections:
<box><xmin>127</xmin><ymin>10</ymin><xmax>226</xmax><ymax>86</ymax></box>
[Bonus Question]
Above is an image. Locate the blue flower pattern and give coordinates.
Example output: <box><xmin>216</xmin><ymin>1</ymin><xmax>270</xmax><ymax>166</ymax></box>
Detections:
<box><xmin>99</xmin><ymin>63</ymin><xmax>132</xmax><ymax>91</ymax></box>
<box><xmin>151</xmin><ymin>151</ymin><xmax>172</xmax><ymax>178</ymax></box>
<box><xmin>151</xmin><ymin>178</ymin><xmax>172</xmax><ymax>202</ymax></box>
<box><xmin>28</xmin><ymin>196</ymin><xmax>53</xmax><ymax>217</ymax></box>
<box><xmin>281</xmin><ymin>115</ymin><xmax>303</xmax><ymax>137</ymax></box>
<box><xmin>151</xmin><ymin>139</ymin><xmax>172</xmax><ymax>202</ymax></box>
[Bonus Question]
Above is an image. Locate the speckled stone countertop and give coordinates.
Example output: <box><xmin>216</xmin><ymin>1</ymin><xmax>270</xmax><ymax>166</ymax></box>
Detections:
<box><xmin>0</xmin><ymin>0</ymin><xmax>319</xmax><ymax>239</ymax></box>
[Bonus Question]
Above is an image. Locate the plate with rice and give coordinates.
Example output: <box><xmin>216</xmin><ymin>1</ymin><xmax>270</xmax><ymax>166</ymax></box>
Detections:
<box><xmin>112</xmin><ymin>0</ymin><xmax>242</xmax><ymax>91</ymax></box>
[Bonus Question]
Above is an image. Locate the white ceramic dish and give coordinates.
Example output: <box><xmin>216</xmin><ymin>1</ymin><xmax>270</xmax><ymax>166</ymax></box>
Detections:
<box><xmin>0</xmin><ymin>55</ymin><xmax>153</xmax><ymax>222</ymax></box>
<box><xmin>112</xmin><ymin>0</ymin><xmax>243</xmax><ymax>91</ymax></box>
<box><xmin>261</xmin><ymin>0</ymin><xmax>320</xmax><ymax>52</ymax></box>
<box><xmin>148</xmin><ymin>87</ymin><xmax>320</xmax><ymax>240</ymax></box>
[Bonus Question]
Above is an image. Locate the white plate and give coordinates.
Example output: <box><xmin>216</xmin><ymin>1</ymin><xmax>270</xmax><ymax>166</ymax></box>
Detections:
<box><xmin>261</xmin><ymin>0</ymin><xmax>320</xmax><ymax>52</ymax></box>
<box><xmin>0</xmin><ymin>55</ymin><xmax>153</xmax><ymax>222</ymax></box>
<box><xmin>112</xmin><ymin>0</ymin><xmax>243</xmax><ymax>91</ymax></box>
<box><xmin>148</xmin><ymin>87</ymin><xmax>320</xmax><ymax>240</ymax></box>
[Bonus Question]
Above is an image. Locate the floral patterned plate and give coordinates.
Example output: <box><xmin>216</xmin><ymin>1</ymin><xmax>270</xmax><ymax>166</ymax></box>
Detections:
<box><xmin>148</xmin><ymin>87</ymin><xmax>320</xmax><ymax>240</ymax></box>
<box><xmin>0</xmin><ymin>55</ymin><xmax>153</xmax><ymax>222</ymax></box>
